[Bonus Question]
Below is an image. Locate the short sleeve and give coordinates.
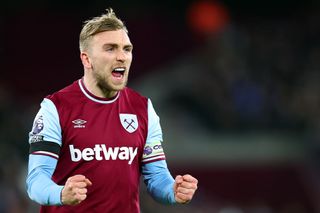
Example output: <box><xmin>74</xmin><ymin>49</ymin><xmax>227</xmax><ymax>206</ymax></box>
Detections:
<box><xmin>28</xmin><ymin>98</ymin><xmax>62</xmax><ymax>159</ymax></box>
<box><xmin>142</xmin><ymin>99</ymin><xmax>166</xmax><ymax>164</ymax></box>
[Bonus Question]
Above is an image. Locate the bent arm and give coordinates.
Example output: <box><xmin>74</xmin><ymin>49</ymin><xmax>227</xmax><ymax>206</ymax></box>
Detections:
<box><xmin>143</xmin><ymin>99</ymin><xmax>176</xmax><ymax>204</ymax></box>
<box><xmin>142</xmin><ymin>160</ymin><xmax>176</xmax><ymax>204</ymax></box>
<box><xmin>26</xmin><ymin>98</ymin><xmax>63</xmax><ymax>205</ymax></box>
<box><xmin>26</xmin><ymin>154</ymin><xmax>63</xmax><ymax>205</ymax></box>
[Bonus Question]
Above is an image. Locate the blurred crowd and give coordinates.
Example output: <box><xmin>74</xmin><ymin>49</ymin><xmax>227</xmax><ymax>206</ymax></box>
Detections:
<box><xmin>134</xmin><ymin>4</ymin><xmax>320</xmax><ymax>212</ymax></box>
<box><xmin>158</xmin><ymin>7</ymin><xmax>320</xmax><ymax>135</ymax></box>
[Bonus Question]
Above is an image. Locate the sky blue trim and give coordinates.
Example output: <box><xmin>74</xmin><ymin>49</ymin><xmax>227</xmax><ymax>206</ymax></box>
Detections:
<box><xmin>29</xmin><ymin>98</ymin><xmax>62</xmax><ymax>146</ymax></box>
<box><xmin>142</xmin><ymin>160</ymin><xmax>176</xmax><ymax>204</ymax></box>
<box><xmin>26</xmin><ymin>155</ymin><xmax>63</xmax><ymax>205</ymax></box>
<box><xmin>146</xmin><ymin>99</ymin><xmax>163</xmax><ymax>145</ymax></box>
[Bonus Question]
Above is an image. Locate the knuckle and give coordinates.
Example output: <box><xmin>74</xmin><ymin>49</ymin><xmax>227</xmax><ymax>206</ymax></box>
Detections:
<box><xmin>67</xmin><ymin>184</ymin><xmax>74</xmax><ymax>191</ymax></box>
<box><xmin>74</xmin><ymin>194</ymin><xmax>82</xmax><ymax>201</ymax></box>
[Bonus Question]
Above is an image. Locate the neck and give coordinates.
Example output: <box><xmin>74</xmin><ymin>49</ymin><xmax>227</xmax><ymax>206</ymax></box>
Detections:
<box><xmin>83</xmin><ymin>76</ymin><xmax>118</xmax><ymax>99</ymax></box>
<box><xmin>98</xmin><ymin>84</ymin><xmax>118</xmax><ymax>99</ymax></box>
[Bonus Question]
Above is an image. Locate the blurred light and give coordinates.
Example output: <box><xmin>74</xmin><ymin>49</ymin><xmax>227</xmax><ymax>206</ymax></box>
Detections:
<box><xmin>187</xmin><ymin>0</ymin><xmax>229</xmax><ymax>35</ymax></box>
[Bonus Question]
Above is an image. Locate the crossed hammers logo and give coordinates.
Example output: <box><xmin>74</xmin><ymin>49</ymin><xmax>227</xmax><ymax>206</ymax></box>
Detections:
<box><xmin>124</xmin><ymin>119</ymin><xmax>136</xmax><ymax>130</ymax></box>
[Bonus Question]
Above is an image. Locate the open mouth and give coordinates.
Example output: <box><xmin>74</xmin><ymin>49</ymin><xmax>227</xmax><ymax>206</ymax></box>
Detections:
<box><xmin>112</xmin><ymin>67</ymin><xmax>125</xmax><ymax>79</ymax></box>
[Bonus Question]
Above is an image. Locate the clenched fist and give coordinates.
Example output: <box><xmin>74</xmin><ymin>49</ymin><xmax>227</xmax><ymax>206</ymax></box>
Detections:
<box><xmin>173</xmin><ymin>174</ymin><xmax>198</xmax><ymax>204</ymax></box>
<box><xmin>61</xmin><ymin>174</ymin><xmax>92</xmax><ymax>205</ymax></box>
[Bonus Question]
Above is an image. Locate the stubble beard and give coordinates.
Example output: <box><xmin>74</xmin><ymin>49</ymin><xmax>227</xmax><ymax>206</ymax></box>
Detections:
<box><xmin>95</xmin><ymin>71</ymin><xmax>128</xmax><ymax>96</ymax></box>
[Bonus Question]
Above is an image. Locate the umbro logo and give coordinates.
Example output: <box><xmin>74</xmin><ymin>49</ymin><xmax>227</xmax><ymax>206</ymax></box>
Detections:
<box><xmin>72</xmin><ymin>119</ymin><xmax>87</xmax><ymax>128</ymax></box>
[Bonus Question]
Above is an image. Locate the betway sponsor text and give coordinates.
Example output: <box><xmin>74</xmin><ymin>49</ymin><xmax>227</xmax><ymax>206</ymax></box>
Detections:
<box><xmin>69</xmin><ymin>144</ymin><xmax>138</xmax><ymax>165</ymax></box>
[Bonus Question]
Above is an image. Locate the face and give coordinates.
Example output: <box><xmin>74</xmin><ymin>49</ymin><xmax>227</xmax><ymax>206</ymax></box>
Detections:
<box><xmin>84</xmin><ymin>29</ymin><xmax>133</xmax><ymax>94</ymax></box>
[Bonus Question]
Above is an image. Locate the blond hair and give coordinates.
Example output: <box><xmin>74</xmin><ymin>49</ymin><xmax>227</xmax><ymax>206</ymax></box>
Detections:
<box><xmin>79</xmin><ymin>8</ymin><xmax>127</xmax><ymax>51</ymax></box>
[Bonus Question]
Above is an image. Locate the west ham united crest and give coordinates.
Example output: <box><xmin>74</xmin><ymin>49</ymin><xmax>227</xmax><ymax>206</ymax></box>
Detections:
<box><xmin>119</xmin><ymin>114</ymin><xmax>138</xmax><ymax>133</ymax></box>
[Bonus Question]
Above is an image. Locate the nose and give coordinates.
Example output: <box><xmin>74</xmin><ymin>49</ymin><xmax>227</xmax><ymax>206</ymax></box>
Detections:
<box><xmin>116</xmin><ymin>50</ymin><xmax>127</xmax><ymax>62</ymax></box>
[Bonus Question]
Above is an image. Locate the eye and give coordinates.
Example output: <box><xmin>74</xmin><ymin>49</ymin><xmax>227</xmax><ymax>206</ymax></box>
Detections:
<box><xmin>103</xmin><ymin>44</ymin><xmax>116</xmax><ymax>52</ymax></box>
<box><xmin>106</xmin><ymin>47</ymin><xmax>114</xmax><ymax>52</ymax></box>
<box><xmin>124</xmin><ymin>47</ymin><xmax>132</xmax><ymax>53</ymax></box>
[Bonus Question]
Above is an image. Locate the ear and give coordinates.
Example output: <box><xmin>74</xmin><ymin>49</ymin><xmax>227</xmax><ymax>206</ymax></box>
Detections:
<box><xmin>80</xmin><ymin>52</ymin><xmax>92</xmax><ymax>69</ymax></box>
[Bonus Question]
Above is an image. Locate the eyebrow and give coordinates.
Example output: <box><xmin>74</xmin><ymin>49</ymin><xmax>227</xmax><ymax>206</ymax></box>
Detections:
<box><xmin>102</xmin><ymin>43</ymin><xmax>133</xmax><ymax>49</ymax></box>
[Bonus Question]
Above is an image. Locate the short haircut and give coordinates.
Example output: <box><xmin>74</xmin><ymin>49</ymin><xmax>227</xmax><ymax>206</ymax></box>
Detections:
<box><xmin>79</xmin><ymin>8</ymin><xmax>128</xmax><ymax>52</ymax></box>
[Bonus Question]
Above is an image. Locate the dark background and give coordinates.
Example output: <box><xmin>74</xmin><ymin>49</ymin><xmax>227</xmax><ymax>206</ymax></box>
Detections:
<box><xmin>1</xmin><ymin>0</ymin><xmax>320</xmax><ymax>212</ymax></box>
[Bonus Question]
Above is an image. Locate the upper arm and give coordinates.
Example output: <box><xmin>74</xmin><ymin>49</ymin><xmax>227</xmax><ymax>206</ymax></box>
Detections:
<box><xmin>26</xmin><ymin>98</ymin><xmax>64</xmax><ymax>205</ymax></box>
<box><xmin>142</xmin><ymin>99</ymin><xmax>166</xmax><ymax>164</ymax></box>
<box><xmin>29</xmin><ymin>98</ymin><xmax>62</xmax><ymax>158</ymax></box>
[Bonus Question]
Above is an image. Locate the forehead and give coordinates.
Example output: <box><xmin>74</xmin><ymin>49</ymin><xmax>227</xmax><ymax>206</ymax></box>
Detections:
<box><xmin>92</xmin><ymin>29</ymin><xmax>132</xmax><ymax>46</ymax></box>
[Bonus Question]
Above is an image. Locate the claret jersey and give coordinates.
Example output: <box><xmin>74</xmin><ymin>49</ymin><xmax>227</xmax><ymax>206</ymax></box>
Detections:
<box><xmin>28</xmin><ymin>79</ymin><xmax>167</xmax><ymax>213</ymax></box>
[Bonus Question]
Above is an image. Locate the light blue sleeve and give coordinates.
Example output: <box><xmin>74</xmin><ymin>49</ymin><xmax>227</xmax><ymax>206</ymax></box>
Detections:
<box><xmin>29</xmin><ymin>98</ymin><xmax>62</xmax><ymax>145</ymax></box>
<box><xmin>146</xmin><ymin>99</ymin><xmax>163</xmax><ymax>144</ymax></box>
<box><xmin>26</xmin><ymin>98</ymin><xmax>63</xmax><ymax>205</ymax></box>
<box><xmin>142</xmin><ymin>99</ymin><xmax>165</xmax><ymax>164</ymax></box>
<box><xmin>27</xmin><ymin>155</ymin><xmax>64</xmax><ymax>205</ymax></box>
<box><xmin>142</xmin><ymin>161</ymin><xmax>176</xmax><ymax>204</ymax></box>
<box><xmin>141</xmin><ymin>99</ymin><xmax>176</xmax><ymax>204</ymax></box>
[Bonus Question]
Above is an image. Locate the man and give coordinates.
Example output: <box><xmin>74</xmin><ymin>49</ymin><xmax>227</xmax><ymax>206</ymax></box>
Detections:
<box><xmin>26</xmin><ymin>8</ymin><xmax>198</xmax><ymax>212</ymax></box>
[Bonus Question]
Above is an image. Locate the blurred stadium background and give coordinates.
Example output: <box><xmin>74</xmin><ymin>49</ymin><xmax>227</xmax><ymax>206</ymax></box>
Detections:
<box><xmin>1</xmin><ymin>0</ymin><xmax>320</xmax><ymax>212</ymax></box>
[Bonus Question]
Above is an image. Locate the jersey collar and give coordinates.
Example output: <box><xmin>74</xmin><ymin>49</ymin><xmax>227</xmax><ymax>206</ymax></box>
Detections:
<box><xmin>78</xmin><ymin>79</ymin><xmax>120</xmax><ymax>104</ymax></box>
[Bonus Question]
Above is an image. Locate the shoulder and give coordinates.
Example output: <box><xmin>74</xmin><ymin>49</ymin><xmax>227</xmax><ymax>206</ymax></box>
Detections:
<box><xmin>123</xmin><ymin>87</ymin><xmax>147</xmax><ymax>98</ymax></box>
<box><xmin>45</xmin><ymin>80</ymin><xmax>81</xmax><ymax>107</ymax></box>
<box><xmin>121</xmin><ymin>87</ymin><xmax>148</xmax><ymax>103</ymax></box>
